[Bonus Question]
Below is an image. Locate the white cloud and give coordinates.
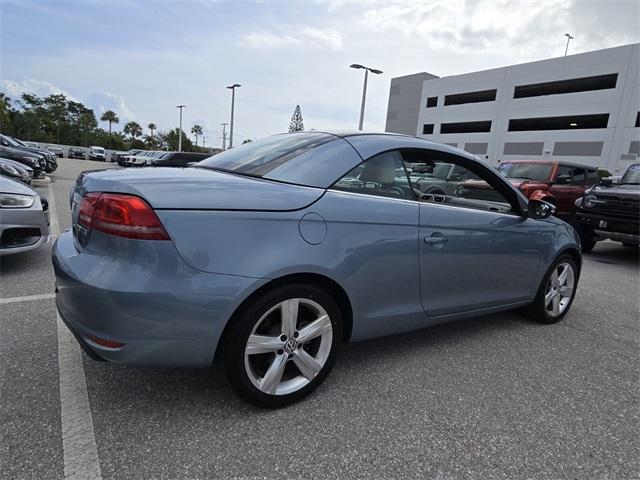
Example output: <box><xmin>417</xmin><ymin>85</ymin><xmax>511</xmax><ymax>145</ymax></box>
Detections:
<box><xmin>1</xmin><ymin>78</ymin><xmax>78</xmax><ymax>102</ymax></box>
<box><xmin>84</xmin><ymin>90</ymin><xmax>136</xmax><ymax>124</ymax></box>
<box><xmin>241</xmin><ymin>27</ymin><xmax>343</xmax><ymax>50</ymax></box>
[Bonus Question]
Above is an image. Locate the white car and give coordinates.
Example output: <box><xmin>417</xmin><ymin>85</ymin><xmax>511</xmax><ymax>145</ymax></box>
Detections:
<box><xmin>88</xmin><ymin>146</ymin><xmax>106</xmax><ymax>161</ymax></box>
<box><xmin>46</xmin><ymin>145</ymin><xmax>64</xmax><ymax>158</ymax></box>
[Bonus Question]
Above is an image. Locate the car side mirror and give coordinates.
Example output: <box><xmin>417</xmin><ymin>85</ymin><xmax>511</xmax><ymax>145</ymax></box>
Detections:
<box><xmin>554</xmin><ymin>175</ymin><xmax>572</xmax><ymax>184</ymax></box>
<box><xmin>528</xmin><ymin>199</ymin><xmax>555</xmax><ymax>219</ymax></box>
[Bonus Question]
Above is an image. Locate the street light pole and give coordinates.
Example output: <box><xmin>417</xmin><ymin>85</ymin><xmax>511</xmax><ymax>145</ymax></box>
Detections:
<box><xmin>176</xmin><ymin>104</ymin><xmax>186</xmax><ymax>152</ymax></box>
<box><xmin>221</xmin><ymin>122</ymin><xmax>228</xmax><ymax>151</ymax></box>
<box><xmin>564</xmin><ymin>33</ymin><xmax>574</xmax><ymax>56</ymax></box>
<box><xmin>202</xmin><ymin>136</ymin><xmax>207</xmax><ymax>149</ymax></box>
<box><xmin>350</xmin><ymin>64</ymin><xmax>383</xmax><ymax>131</ymax></box>
<box><xmin>226</xmin><ymin>84</ymin><xmax>241</xmax><ymax>148</ymax></box>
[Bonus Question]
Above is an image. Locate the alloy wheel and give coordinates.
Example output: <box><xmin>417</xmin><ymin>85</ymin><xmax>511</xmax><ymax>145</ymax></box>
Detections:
<box><xmin>544</xmin><ymin>262</ymin><xmax>575</xmax><ymax>317</ymax></box>
<box><xmin>244</xmin><ymin>298</ymin><xmax>333</xmax><ymax>396</ymax></box>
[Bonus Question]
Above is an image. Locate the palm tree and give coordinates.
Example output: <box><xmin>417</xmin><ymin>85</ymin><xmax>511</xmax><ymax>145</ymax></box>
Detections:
<box><xmin>148</xmin><ymin>123</ymin><xmax>156</xmax><ymax>138</ymax></box>
<box><xmin>123</xmin><ymin>121</ymin><xmax>143</xmax><ymax>140</ymax></box>
<box><xmin>100</xmin><ymin>110</ymin><xmax>119</xmax><ymax>134</ymax></box>
<box><xmin>191</xmin><ymin>124</ymin><xmax>203</xmax><ymax>149</ymax></box>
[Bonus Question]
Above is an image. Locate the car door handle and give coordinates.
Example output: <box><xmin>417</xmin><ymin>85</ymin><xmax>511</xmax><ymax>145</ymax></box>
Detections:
<box><xmin>424</xmin><ymin>234</ymin><xmax>447</xmax><ymax>245</ymax></box>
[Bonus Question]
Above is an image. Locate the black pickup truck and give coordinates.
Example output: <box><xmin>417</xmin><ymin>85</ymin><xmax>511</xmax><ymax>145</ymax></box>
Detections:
<box><xmin>576</xmin><ymin>163</ymin><xmax>639</xmax><ymax>252</ymax></box>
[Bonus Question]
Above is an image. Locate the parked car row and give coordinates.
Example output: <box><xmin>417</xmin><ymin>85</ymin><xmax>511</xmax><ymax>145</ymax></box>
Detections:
<box><xmin>116</xmin><ymin>150</ymin><xmax>211</xmax><ymax>167</ymax></box>
<box><xmin>0</xmin><ymin>133</ymin><xmax>58</xmax><ymax>181</ymax></box>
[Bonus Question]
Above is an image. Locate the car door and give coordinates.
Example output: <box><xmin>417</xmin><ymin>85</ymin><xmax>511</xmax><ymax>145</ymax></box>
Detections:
<box><xmin>401</xmin><ymin>149</ymin><xmax>546</xmax><ymax>317</ymax></box>
<box><xmin>550</xmin><ymin>165</ymin><xmax>585</xmax><ymax>218</ymax></box>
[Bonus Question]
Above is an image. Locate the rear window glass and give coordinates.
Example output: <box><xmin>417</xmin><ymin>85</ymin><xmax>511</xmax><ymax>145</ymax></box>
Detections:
<box><xmin>197</xmin><ymin>133</ymin><xmax>335</xmax><ymax>177</ymax></box>
<box><xmin>498</xmin><ymin>162</ymin><xmax>552</xmax><ymax>181</ymax></box>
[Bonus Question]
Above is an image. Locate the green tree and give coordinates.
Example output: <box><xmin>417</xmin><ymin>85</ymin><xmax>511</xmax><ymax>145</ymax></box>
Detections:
<box><xmin>100</xmin><ymin>110</ymin><xmax>119</xmax><ymax>134</ymax></box>
<box><xmin>0</xmin><ymin>93</ymin><xmax>13</xmax><ymax>130</ymax></box>
<box><xmin>123</xmin><ymin>121</ymin><xmax>143</xmax><ymax>140</ymax></box>
<box><xmin>191</xmin><ymin>124</ymin><xmax>203</xmax><ymax>150</ymax></box>
<box><xmin>288</xmin><ymin>105</ymin><xmax>304</xmax><ymax>132</ymax></box>
<box><xmin>242</xmin><ymin>138</ymin><xmax>253</xmax><ymax>144</ymax></box>
<box><xmin>148</xmin><ymin>123</ymin><xmax>156</xmax><ymax>138</ymax></box>
<box><xmin>161</xmin><ymin>128</ymin><xmax>193</xmax><ymax>151</ymax></box>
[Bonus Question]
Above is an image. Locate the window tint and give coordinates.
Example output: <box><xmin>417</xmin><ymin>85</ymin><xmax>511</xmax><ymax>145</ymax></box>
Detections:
<box><xmin>401</xmin><ymin>151</ymin><xmax>512</xmax><ymax>213</ymax></box>
<box><xmin>571</xmin><ymin>167</ymin><xmax>586</xmax><ymax>185</ymax></box>
<box><xmin>498</xmin><ymin>162</ymin><xmax>553</xmax><ymax>181</ymax></box>
<box><xmin>331</xmin><ymin>152</ymin><xmax>413</xmax><ymax>200</ymax></box>
<box><xmin>197</xmin><ymin>132</ymin><xmax>334</xmax><ymax>177</ymax></box>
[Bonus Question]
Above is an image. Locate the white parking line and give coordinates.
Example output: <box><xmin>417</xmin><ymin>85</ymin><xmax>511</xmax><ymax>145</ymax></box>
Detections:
<box><xmin>48</xmin><ymin>183</ymin><xmax>103</xmax><ymax>479</ymax></box>
<box><xmin>0</xmin><ymin>293</ymin><xmax>55</xmax><ymax>304</ymax></box>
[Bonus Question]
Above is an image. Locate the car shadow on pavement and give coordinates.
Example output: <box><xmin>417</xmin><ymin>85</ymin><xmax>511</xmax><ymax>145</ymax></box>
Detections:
<box><xmin>584</xmin><ymin>242</ymin><xmax>639</xmax><ymax>267</ymax></box>
<box><xmin>83</xmin><ymin>310</ymin><xmax>530</xmax><ymax>416</ymax></box>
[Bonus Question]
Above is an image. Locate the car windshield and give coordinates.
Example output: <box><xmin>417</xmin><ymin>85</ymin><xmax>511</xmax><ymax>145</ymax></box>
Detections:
<box><xmin>498</xmin><ymin>162</ymin><xmax>552</xmax><ymax>181</ymax></box>
<box><xmin>196</xmin><ymin>133</ymin><xmax>334</xmax><ymax>177</ymax></box>
<box><xmin>619</xmin><ymin>164</ymin><xmax>640</xmax><ymax>184</ymax></box>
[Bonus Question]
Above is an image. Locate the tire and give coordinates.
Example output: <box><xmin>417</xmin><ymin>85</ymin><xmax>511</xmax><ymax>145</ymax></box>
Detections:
<box><xmin>522</xmin><ymin>254</ymin><xmax>579</xmax><ymax>324</ymax></box>
<box><xmin>579</xmin><ymin>229</ymin><xmax>596</xmax><ymax>253</ymax></box>
<box><xmin>223</xmin><ymin>283</ymin><xmax>343</xmax><ymax>408</ymax></box>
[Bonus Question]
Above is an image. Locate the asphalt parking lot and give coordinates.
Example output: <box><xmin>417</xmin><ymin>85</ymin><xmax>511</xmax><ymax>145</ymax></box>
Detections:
<box><xmin>1</xmin><ymin>158</ymin><xmax>639</xmax><ymax>480</ymax></box>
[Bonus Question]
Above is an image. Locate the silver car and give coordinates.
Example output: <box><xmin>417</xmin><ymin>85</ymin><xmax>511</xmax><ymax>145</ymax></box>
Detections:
<box><xmin>0</xmin><ymin>176</ymin><xmax>50</xmax><ymax>255</ymax></box>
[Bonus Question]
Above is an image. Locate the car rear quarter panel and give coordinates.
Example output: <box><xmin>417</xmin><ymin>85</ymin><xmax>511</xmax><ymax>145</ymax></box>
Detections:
<box><xmin>157</xmin><ymin>190</ymin><xmax>426</xmax><ymax>342</ymax></box>
<box><xmin>53</xmin><ymin>230</ymin><xmax>268</xmax><ymax>366</ymax></box>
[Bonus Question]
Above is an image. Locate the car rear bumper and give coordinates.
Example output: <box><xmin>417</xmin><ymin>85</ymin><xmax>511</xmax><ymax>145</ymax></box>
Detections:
<box><xmin>52</xmin><ymin>230</ymin><xmax>266</xmax><ymax>366</ymax></box>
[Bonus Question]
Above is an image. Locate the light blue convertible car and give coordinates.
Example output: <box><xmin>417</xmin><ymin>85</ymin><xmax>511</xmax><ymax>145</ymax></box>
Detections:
<box><xmin>53</xmin><ymin>132</ymin><xmax>581</xmax><ymax>407</ymax></box>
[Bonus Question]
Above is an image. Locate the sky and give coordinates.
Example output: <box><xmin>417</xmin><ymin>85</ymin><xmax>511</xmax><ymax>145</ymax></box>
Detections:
<box><xmin>1</xmin><ymin>0</ymin><xmax>639</xmax><ymax>147</ymax></box>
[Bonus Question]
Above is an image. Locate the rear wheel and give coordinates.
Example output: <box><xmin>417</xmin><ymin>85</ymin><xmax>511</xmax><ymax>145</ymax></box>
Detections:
<box><xmin>523</xmin><ymin>254</ymin><xmax>578</xmax><ymax>324</ymax></box>
<box><xmin>223</xmin><ymin>284</ymin><xmax>342</xmax><ymax>408</ymax></box>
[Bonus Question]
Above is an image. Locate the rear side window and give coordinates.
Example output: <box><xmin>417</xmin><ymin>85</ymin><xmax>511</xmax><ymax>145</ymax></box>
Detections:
<box><xmin>498</xmin><ymin>162</ymin><xmax>553</xmax><ymax>181</ymax></box>
<box><xmin>197</xmin><ymin>133</ymin><xmax>334</xmax><ymax>177</ymax></box>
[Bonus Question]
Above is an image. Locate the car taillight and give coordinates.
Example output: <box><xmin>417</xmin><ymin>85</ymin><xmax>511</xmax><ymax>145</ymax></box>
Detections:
<box><xmin>77</xmin><ymin>192</ymin><xmax>169</xmax><ymax>240</ymax></box>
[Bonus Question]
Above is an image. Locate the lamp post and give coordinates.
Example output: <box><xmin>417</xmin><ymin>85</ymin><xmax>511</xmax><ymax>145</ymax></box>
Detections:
<box><xmin>564</xmin><ymin>33</ymin><xmax>574</xmax><ymax>56</ymax></box>
<box><xmin>226</xmin><ymin>84</ymin><xmax>241</xmax><ymax>148</ymax></box>
<box><xmin>176</xmin><ymin>104</ymin><xmax>186</xmax><ymax>152</ymax></box>
<box><xmin>350</xmin><ymin>64</ymin><xmax>383</xmax><ymax>130</ymax></box>
<box><xmin>221</xmin><ymin>122</ymin><xmax>228</xmax><ymax>151</ymax></box>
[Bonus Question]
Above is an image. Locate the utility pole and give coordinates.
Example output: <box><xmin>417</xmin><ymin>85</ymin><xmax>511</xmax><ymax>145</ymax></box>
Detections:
<box><xmin>564</xmin><ymin>33</ymin><xmax>574</xmax><ymax>56</ymax></box>
<box><xmin>176</xmin><ymin>104</ymin><xmax>186</xmax><ymax>152</ymax></box>
<box><xmin>202</xmin><ymin>136</ymin><xmax>207</xmax><ymax>149</ymax></box>
<box><xmin>226</xmin><ymin>84</ymin><xmax>241</xmax><ymax>148</ymax></box>
<box><xmin>221</xmin><ymin>122</ymin><xmax>228</xmax><ymax>151</ymax></box>
<box><xmin>350</xmin><ymin>64</ymin><xmax>383</xmax><ymax>130</ymax></box>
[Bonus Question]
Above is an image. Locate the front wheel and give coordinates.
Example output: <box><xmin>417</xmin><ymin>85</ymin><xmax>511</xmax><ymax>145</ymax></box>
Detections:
<box><xmin>223</xmin><ymin>284</ymin><xmax>342</xmax><ymax>408</ymax></box>
<box><xmin>523</xmin><ymin>254</ymin><xmax>578</xmax><ymax>324</ymax></box>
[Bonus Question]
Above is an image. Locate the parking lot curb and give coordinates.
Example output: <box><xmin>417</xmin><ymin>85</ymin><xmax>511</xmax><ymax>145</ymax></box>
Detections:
<box><xmin>33</xmin><ymin>176</ymin><xmax>52</xmax><ymax>185</ymax></box>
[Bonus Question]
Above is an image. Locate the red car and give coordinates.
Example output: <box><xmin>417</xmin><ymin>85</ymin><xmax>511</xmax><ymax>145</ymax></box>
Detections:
<box><xmin>459</xmin><ymin>160</ymin><xmax>600</xmax><ymax>220</ymax></box>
